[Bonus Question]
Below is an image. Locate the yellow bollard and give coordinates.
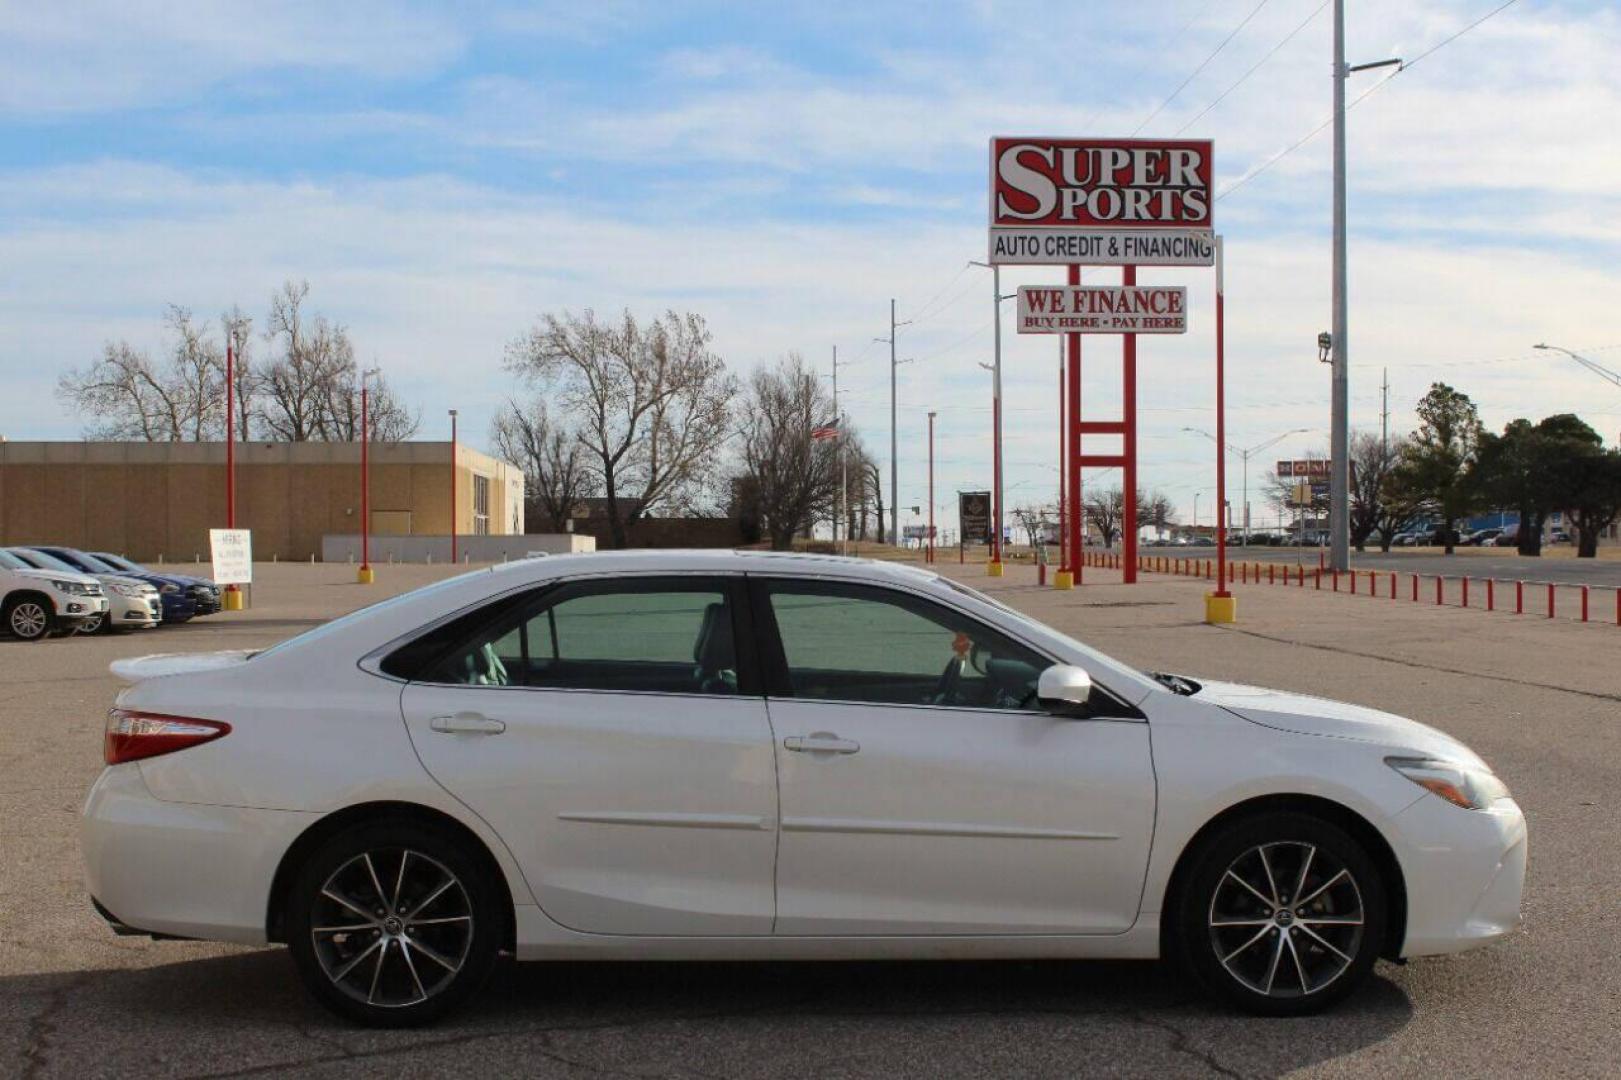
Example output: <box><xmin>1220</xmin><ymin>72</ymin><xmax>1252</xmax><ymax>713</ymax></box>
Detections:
<box><xmin>1204</xmin><ymin>592</ymin><xmax>1236</xmax><ymax>624</ymax></box>
<box><xmin>986</xmin><ymin>560</ymin><xmax>1004</xmax><ymax>577</ymax></box>
<box><xmin>222</xmin><ymin>587</ymin><xmax>245</xmax><ymax>611</ymax></box>
<box><xmin>357</xmin><ymin>567</ymin><xmax>375</xmax><ymax>584</ymax></box>
<box><xmin>1053</xmin><ymin>570</ymin><xmax>1074</xmax><ymax>590</ymax></box>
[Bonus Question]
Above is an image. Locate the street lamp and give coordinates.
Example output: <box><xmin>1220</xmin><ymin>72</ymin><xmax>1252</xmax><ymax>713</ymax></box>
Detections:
<box><xmin>1185</xmin><ymin>426</ymin><xmax>1313</xmax><ymax>541</ymax></box>
<box><xmin>970</xmin><ymin>260</ymin><xmax>1018</xmax><ymax>576</ymax></box>
<box><xmin>358</xmin><ymin>367</ymin><xmax>380</xmax><ymax>584</ymax></box>
<box><xmin>448</xmin><ymin>409</ymin><xmax>458</xmax><ymax>565</ymax></box>
<box><xmin>1535</xmin><ymin>343</ymin><xmax>1621</xmax><ymax>390</ymax></box>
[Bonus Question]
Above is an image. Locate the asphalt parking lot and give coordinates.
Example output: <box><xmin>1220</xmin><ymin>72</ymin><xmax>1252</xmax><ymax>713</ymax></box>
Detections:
<box><xmin>3</xmin><ymin>559</ymin><xmax>1619</xmax><ymax>1078</ymax></box>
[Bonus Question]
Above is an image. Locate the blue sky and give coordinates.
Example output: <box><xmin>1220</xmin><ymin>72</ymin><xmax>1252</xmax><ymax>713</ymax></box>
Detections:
<box><xmin>4</xmin><ymin>0</ymin><xmax>1619</xmax><ymax>532</ymax></box>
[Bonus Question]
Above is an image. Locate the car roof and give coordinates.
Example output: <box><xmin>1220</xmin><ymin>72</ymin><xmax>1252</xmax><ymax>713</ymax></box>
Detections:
<box><xmin>503</xmin><ymin>548</ymin><xmax>944</xmax><ymax>586</ymax></box>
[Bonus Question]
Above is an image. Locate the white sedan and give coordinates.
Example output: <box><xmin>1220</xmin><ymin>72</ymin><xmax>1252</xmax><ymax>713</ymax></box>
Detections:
<box><xmin>82</xmin><ymin>551</ymin><xmax>1525</xmax><ymax>1026</ymax></box>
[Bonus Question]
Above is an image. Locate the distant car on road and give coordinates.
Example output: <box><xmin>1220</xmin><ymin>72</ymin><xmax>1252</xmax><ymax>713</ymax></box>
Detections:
<box><xmin>1493</xmin><ymin>529</ymin><xmax>1519</xmax><ymax>548</ymax></box>
<box><xmin>0</xmin><ymin>548</ymin><xmax>107</xmax><ymax>640</ymax></box>
<box><xmin>84</xmin><ymin>551</ymin><xmax>1526</xmax><ymax>1026</ymax></box>
<box><xmin>15</xmin><ymin>547</ymin><xmax>161</xmax><ymax>633</ymax></box>
<box><xmin>89</xmin><ymin>553</ymin><xmax>220</xmax><ymax>616</ymax></box>
<box><xmin>1461</xmin><ymin>528</ymin><xmax>1502</xmax><ymax>547</ymax></box>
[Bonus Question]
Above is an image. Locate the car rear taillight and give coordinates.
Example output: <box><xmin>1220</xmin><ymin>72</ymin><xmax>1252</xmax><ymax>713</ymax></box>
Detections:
<box><xmin>104</xmin><ymin>709</ymin><xmax>230</xmax><ymax>765</ymax></box>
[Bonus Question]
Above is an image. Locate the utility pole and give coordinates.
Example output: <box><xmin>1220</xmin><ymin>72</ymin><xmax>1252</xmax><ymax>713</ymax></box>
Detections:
<box><xmin>1330</xmin><ymin>0</ymin><xmax>1349</xmax><ymax>574</ymax></box>
<box><xmin>1330</xmin><ymin>1</ymin><xmax>1401</xmax><ymax>573</ymax></box>
<box><xmin>1380</xmin><ymin>367</ymin><xmax>1389</xmax><ymax>458</ymax></box>
<box><xmin>833</xmin><ymin>345</ymin><xmax>848</xmax><ymax>555</ymax></box>
<box><xmin>927</xmin><ymin>410</ymin><xmax>937</xmax><ymax>564</ymax></box>
<box><xmin>876</xmin><ymin>300</ymin><xmax>911</xmax><ymax>547</ymax></box>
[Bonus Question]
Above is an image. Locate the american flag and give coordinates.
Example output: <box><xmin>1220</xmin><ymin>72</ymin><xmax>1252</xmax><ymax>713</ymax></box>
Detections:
<box><xmin>811</xmin><ymin>417</ymin><xmax>840</xmax><ymax>441</ymax></box>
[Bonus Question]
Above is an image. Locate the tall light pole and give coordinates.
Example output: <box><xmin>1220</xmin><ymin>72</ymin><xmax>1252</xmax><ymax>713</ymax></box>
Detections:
<box><xmin>1536</xmin><ymin>343</ymin><xmax>1621</xmax><ymax>390</ymax></box>
<box><xmin>1330</xmin><ymin>0</ymin><xmax>1401</xmax><ymax>572</ymax></box>
<box><xmin>970</xmin><ymin>260</ymin><xmax>1017</xmax><ymax>576</ymax></box>
<box><xmin>1184</xmin><ymin>426</ymin><xmax>1312</xmax><ymax>540</ymax></box>
<box><xmin>448</xmin><ymin>409</ymin><xmax>458</xmax><ymax>565</ymax></box>
<box><xmin>222</xmin><ymin>339</ymin><xmax>242</xmax><ymax>610</ymax></box>
<box><xmin>875</xmin><ymin>301</ymin><xmax>912</xmax><ymax>547</ymax></box>
<box><xmin>358</xmin><ymin>367</ymin><xmax>379</xmax><ymax>584</ymax></box>
<box><xmin>927</xmin><ymin>410</ymin><xmax>937</xmax><ymax>564</ymax></box>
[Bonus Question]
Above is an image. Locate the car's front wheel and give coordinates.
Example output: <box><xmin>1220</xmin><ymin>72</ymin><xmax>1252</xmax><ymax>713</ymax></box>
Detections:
<box><xmin>286</xmin><ymin>820</ymin><xmax>502</xmax><ymax>1027</ymax></box>
<box><xmin>1174</xmin><ymin>812</ymin><xmax>1386</xmax><ymax>1016</ymax></box>
<box><xmin>4</xmin><ymin>596</ymin><xmax>54</xmax><ymax>641</ymax></box>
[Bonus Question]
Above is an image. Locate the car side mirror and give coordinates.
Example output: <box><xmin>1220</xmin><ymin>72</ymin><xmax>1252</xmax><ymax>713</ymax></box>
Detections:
<box><xmin>1037</xmin><ymin>664</ymin><xmax>1092</xmax><ymax>715</ymax></box>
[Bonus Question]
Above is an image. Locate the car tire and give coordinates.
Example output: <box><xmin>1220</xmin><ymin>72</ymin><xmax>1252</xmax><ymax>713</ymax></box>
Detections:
<box><xmin>4</xmin><ymin>595</ymin><xmax>54</xmax><ymax>641</ymax></box>
<box><xmin>81</xmin><ymin>611</ymin><xmax>107</xmax><ymax>634</ymax></box>
<box><xmin>1172</xmin><ymin>812</ymin><xmax>1386</xmax><ymax>1017</ymax></box>
<box><xmin>286</xmin><ymin>819</ymin><xmax>502</xmax><ymax>1028</ymax></box>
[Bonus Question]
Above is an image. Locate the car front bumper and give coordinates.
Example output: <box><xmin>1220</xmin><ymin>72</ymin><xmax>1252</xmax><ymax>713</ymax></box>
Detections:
<box><xmin>81</xmin><ymin>764</ymin><xmax>316</xmax><ymax>944</ymax></box>
<box><xmin>1391</xmin><ymin>792</ymin><xmax>1527</xmax><ymax>957</ymax></box>
<box><xmin>106</xmin><ymin>594</ymin><xmax>161</xmax><ymax>628</ymax></box>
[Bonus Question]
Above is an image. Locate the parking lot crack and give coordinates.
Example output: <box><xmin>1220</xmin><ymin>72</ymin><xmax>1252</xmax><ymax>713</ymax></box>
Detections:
<box><xmin>1127</xmin><ymin>1012</ymin><xmax>1246</xmax><ymax>1079</ymax></box>
<box><xmin>20</xmin><ymin>972</ymin><xmax>93</xmax><ymax>1080</ymax></box>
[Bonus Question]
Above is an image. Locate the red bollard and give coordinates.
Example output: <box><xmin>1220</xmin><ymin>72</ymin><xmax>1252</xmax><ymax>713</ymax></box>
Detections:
<box><xmin>1548</xmin><ymin>582</ymin><xmax>1556</xmax><ymax>619</ymax></box>
<box><xmin>1038</xmin><ymin>561</ymin><xmax>1046</xmax><ymax>585</ymax></box>
<box><xmin>1462</xmin><ymin>576</ymin><xmax>1469</xmax><ymax>608</ymax></box>
<box><xmin>1268</xmin><ymin>564</ymin><xmax>1275</xmax><ymax>585</ymax></box>
<box><xmin>1350</xmin><ymin>569</ymin><xmax>1357</xmax><ymax>595</ymax></box>
<box><xmin>1516</xmin><ymin>580</ymin><xmax>1524</xmax><ymax>614</ymax></box>
<box><xmin>1436</xmin><ymin>577</ymin><xmax>1444</xmax><ymax>606</ymax></box>
<box><xmin>1390</xmin><ymin>572</ymin><xmax>1397</xmax><ymax>599</ymax></box>
<box><xmin>1582</xmin><ymin>585</ymin><xmax>1589</xmax><ymax>622</ymax></box>
<box><xmin>1314</xmin><ymin>569</ymin><xmax>1322</xmax><ymax>590</ymax></box>
<box><xmin>1318</xmin><ymin>550</ymin><xmax>1326</xmax><ymax>572</ymax></box>
<box><xmin>1332</xmin><ymin>569</ymin><xmax>1339</xmax><ymax>592</ymax></box>
<box><xmin>1487</xmin><ymin>579</ymin><xmax>1494</xmax><ymax>611</ymax></box>
<box><xmin>1298</xmin><ymin>566</ymin><xmax>1305</xmax><ymax>587</ymax></box>
<box><xmin>1411</xmin><ymin>574</ymin><xmax>1418</xmax><ymax>602</ymax></box>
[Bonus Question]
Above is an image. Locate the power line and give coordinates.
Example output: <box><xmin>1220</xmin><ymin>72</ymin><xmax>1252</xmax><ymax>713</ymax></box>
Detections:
<box><xmin>1131</xmin><ymin>0</ymin><xmax>1274</xmax><ymax>136</ymax></box>
<box><xmin>1174</xmin><ymin>0</ymin><xmax>1329</xmax><ymax>135</ymax></box>
<box><xmin>1215</xmin><ymin>0</ymin><xmax>1522</xmax><ymax>202</ymax></box>
<box><xmin>899</xmin><ymin>263</ymin><xmax>970</xmax><ymax>327</ymax></box>
<box><xmin>1078</xmin><ymin>0</ymin><xmax>1219</xmax><ymax>130</ymax></box>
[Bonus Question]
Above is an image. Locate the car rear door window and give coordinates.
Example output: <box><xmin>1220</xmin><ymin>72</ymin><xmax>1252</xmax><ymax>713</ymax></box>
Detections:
<box><xmin>761</xmin><ymin>580</ymin><xmax>1048</xmax><ymax>710</ymax></box>
<box><xmin>420</xmin><ymin>578</ymin><xmax>745</xmax><ymax>696</ymax></box>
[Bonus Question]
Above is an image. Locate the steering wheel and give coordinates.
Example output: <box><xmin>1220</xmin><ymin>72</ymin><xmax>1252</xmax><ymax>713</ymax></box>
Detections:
<box><xmin>933</xmin><ymin>656</ymin><xmax>964</xmax><ymax>706</ymax></box>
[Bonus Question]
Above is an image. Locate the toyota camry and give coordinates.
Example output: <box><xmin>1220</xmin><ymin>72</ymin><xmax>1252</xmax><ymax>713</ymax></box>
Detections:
<box><xmin>81</xmin><ymin>551</ymin><xmax>1525</xmax><ymax>1026</ymax></box>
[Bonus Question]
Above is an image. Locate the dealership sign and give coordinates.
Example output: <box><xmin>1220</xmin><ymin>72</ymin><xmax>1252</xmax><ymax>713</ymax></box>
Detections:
<box><xmin>988</xmin><ymin>137</ymin><xmax>1214</xmax><ymax>266</ymax></box>
<box><xmin>209</xmin><ymin>528</ymin><xmax>253</xmax><ymax>585</ymax></box>
<box><xmin>959</xmin><ymin>490</ymin><xmax>992</xmax><ymax>543</ymax></box>
<box><xmin>1277</xmin><ymin>460</ymin><xmax>1331</xmax><ymax>479</ymax></box>
<box><xmin>1016</xmin><ymin>285</ymin><xmax>1188</xmax><ymax>335</ymax></box>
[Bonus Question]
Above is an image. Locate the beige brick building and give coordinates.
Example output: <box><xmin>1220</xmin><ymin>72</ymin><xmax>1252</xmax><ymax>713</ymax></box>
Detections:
<box><xmin>0</xmin><ymin>441</ymin><xmax>524</xmax><ymax>562</ymax></box>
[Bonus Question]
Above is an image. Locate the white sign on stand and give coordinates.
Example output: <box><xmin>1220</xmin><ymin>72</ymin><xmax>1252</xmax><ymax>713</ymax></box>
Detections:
<box><xmin>1016</xmin><ymin>285</ymin><xmax>1189</xmax><ymax>334</ymax></box>
<box><xmin>209</xmin><ymin>529</ymin><xmax>253</xmax><ymax>585</ymax></box>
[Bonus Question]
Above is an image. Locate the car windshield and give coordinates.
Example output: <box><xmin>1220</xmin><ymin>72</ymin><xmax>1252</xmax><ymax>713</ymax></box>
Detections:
<box><xmin>11</xmin><ymin>549</ymin><xmax>79</xmax><ymax>572</ymax></box>
<box><xmin>64</xmin><ymin>551</ymin><xmax>120</xmax><ymax>572</ymax></box>
<box><xmin>93</xmin><ymin>553</ymin><xmax>141</xmax><ymax>572</ymax></box>
<box><xmin>0</xmin><ymin>550</ymin><xmax>29</xmax><ymax>570</ymax></box>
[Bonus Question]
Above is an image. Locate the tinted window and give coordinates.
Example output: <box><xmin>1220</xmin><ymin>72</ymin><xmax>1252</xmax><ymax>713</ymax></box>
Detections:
<box><xmin>764</xmin><ymin>581</ymin><xmax>1048</xmax><ymax>710</ymax></box>
<box><xmin>422</xmin><ymin>578</ymin><xmax>742</xmax><ymax>696</ymax></box>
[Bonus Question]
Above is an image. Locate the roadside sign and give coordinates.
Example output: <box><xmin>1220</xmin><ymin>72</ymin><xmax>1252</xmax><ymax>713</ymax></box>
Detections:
<box><xmin>1277</xmin><ymin>460</ymin><xmax>1331</xmax><ymax>479</ymax></box>
<box><xmin>959</xmin><ymin>491</ymin><xmax>992</xmax><ymax>543</ymax></box>
<box><xmin>209</xmin><ymin>528</ymin><xmax>253</xmax><ymax>585</ymax></box>
<box><xmin>988</xmin><ymin>137</ymin><xmax>1214</xmax><ymax>266</ymax></box>
<box><xmin>1016</xmin><ymin>285</ymin><xmax>1188</xmax><ymax>334</ymax></box>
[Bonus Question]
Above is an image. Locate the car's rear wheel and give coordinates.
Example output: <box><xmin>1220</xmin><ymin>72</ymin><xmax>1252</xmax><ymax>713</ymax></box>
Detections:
<box><xmin>1173</xmin><ymin>812</ymin><xmax>1385</xmax><ymax>1016</ymax></box>
<box><xmin>286</xmin><ymin>820</ymin><xmax>502</xmax><ymax>1027</ymax></box>
<box><xmin>4</xmin><ymin>596</ymin><xmax>53</xmax><ymax>641</ymax></box>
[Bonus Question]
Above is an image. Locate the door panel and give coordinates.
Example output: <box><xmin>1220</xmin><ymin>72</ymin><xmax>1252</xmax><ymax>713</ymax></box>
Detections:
<box><xmin>755</xmin><ymin>577</ymin><xmax>1156</xmax><ymax>936</ymax></box>
<box><xmin>403</xmin><ymin>684</ymin><xmax>778</xmax><ymax>935</ymax></box>
<box><xmin>769</xmin><ymin>700</ymin><xmax>1154</xmax><ymax>934</ymax></box>
<box><xmin>398</xmin><ymin>575</ymin><xmax>778</xmax><ymax>936</ymax></box>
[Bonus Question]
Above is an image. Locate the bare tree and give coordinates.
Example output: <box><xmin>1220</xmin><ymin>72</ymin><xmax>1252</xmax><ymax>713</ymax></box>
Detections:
<box><xmin>1084</xmin><ymin>487</ymin><xmax>1127</xmax><ymax>548</ymax></box>
<box><xmin>734</xmin><ymin>353</ymin><xmax>842</xmax><ymax>551</ymax></box>
<box><xmin>259</xmin><ymin>280</ymin><xmax>418</xmax><ymax>442</ymax></box>
<box><xmin>491</xmin><ymin>399</ymin><xmax>592</xmax><ymax>531</ymax></box>
<box><xmin>505</xmin><ymin>308</ymin><xmax>737</xmax><ymax>548</ymax></box>
<box><xmin>1012</xmin><ymin>503</ymin><xmax>1053</xmax><ymax>548</ymax></box>
<box><xmin>58</xmin><ymin>306</ymin><xmax>223</xmax><ymax>440</ymax></box>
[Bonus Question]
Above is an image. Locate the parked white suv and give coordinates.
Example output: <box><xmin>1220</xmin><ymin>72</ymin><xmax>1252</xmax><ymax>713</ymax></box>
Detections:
<box><xmin>0</xmin><ymin>548</ymin><xmax>108</xmax><ymax>640</ymax></box>
<box><xmin>13</xmin><ymin>547</ymin><xmax>160</xmax><ymax>633</ymax></box>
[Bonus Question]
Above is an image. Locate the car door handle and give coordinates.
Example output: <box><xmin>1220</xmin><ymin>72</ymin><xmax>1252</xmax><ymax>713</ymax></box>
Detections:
<box><xmin>783</xmin><ymin>733</ymin><xmax>860</xmax><ymax>755</ymax></box>
<box><xmin>429</xmin><ymin>712</ymin><xmax>506</xmax><ymax>735</ymax></box>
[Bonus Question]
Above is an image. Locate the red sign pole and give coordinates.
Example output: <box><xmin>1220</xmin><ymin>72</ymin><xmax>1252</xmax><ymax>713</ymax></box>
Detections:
<box><xmin>1056</xmin><ymin>334</ymin><xmax>1067</xmax><ymax>582</ymax></box>
<box><xmin>358</xmin><ymin>381</ymin><xmax>372</xmax><ymax>583</ymax></box>
<box><xmin>1122</xmin><ymin>264</ymin><xmax>1139</xmax><ymax>584</ymax></box>
<box><xmin>1067</xmin><ymin>264</ymin><xmax>1083</xmax><ymax>586</ymax></box>
<box><xmin>1208</xmin><ymin>236</ymin><xmax>1233</xmax><ymax>621</ymax></box>
<box><xmin>222</xmin><ymin>341</ymin><xmax>242</xmax><ymax>610</ymax></box>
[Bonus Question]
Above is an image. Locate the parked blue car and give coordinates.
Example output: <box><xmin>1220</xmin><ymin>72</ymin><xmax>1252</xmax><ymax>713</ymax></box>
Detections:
<box><xmin>88</xmin><ymin>552</ymin><xmax>223</xmax><ymax>617</ymax></box>
<box><xmin>33</xmin><ymin>548</ymin><xmax>199</xmax><ymax>624</ymax></box>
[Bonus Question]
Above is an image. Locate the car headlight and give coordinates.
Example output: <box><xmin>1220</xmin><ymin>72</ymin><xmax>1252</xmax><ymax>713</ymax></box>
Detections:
<box><xmin>48</xmin><ymin>578</ymin><xmax>77</xmax><ymax>593</ymax></box>
<box><xmin>1387</xmin><ymin>756</ymin><xmax>1509</xmax><ymax>810</ymax></box>
<box><xmin>159</xmin><ymin>583</ymin><xmax>179</xmax><ymax>594</ymax></box>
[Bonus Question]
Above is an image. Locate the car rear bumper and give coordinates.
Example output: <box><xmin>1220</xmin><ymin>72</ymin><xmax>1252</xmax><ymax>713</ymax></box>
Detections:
<box><xmin>1391</xmin><ymin>793</ymin><xmax>1527</xmax><ymax>957</ymax></box>
<box><xmin>81</xmin><ymin>764</ymin><xmax>317</xmax><ymax>945</ymax></box>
